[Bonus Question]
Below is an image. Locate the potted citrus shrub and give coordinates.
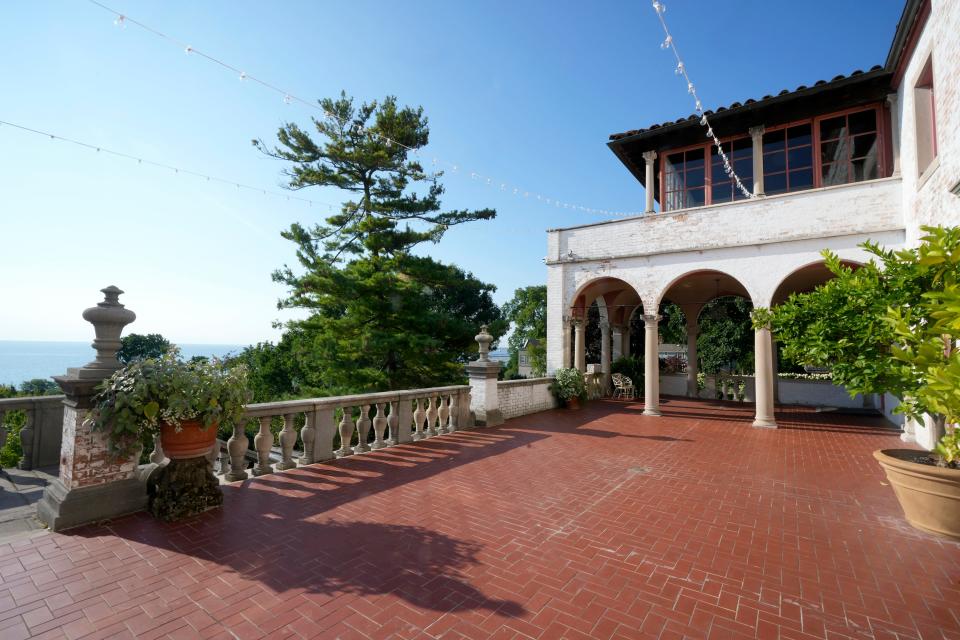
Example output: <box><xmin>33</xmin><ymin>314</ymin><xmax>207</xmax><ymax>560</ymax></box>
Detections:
<box><xmin>552</xmin><ymin>367</ymin><xmax>586</xmax><ymax>410</ymax></box>
<box><xmin>89</xmin><ymin>352</ymin><xmax>250</xmax><ymax>520</ymax></box>
<box><xmin>761</xmin><ymin>226</ymin><xmax>960</xmax><ymax>539</ymax></box>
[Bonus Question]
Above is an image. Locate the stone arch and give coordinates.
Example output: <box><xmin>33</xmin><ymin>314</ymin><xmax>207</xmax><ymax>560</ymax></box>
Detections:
<box><xmin>769</xmin><ymin>259</ymin><xmax>864</xmax><ymax>307</ymax></box>
<box><xmin>565</xmin><ymin>277</ymin><xmax>644</xmax><ymax>378</ymax></box>
<box><xmin>656</xmin><ymin>269</ymin><xmax>754</xmax><ymax>311</ymax></box>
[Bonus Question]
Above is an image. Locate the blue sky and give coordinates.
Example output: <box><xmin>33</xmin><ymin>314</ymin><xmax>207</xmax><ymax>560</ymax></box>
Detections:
<box><xmin>0</xmin><ymin>1</ymin><xmax>903</xmax><ymax>345</ymax></box>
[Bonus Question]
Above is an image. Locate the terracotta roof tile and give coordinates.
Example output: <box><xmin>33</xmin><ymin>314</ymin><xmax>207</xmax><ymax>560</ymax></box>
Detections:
<box><xmin>609</xmin><ymin>65</ymin><xmax>884</xmax><ymax>141</ymax></box>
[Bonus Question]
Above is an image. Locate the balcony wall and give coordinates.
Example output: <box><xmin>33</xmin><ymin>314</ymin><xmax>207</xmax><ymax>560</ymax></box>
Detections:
<box><xmin>548</xmin><ymin>177</ymin><xmax>904</xmax><ymax>263</ymax></box>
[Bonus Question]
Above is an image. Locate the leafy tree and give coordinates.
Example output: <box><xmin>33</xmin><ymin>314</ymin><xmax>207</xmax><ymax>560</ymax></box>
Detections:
<box><xmin>697</xmin><ymin>296</ymin><xmax>754</xmax><ymax>374</ymax></box>
<box><xmin>117</xmin><ymin>333</ymin><xmax>172</xmax><ymax>364</ymax></box>
<box><xmin>256</xmin><ymin>93</ymin><xmax>504</xmax><ymax>394</ymax></box>
<box><xmin>502</xmin><ymin>285</ymin><xmax>547</xmax><ymax>377</ymax></box>
<box><xmin>18</xmin><ymin>379</ymin><xmax>60</xmax><ymax>396</ymax></box>
<box><xmin>756</xmin><ymin>226</ymin><xmax>960</xmax><ymax>440</ymax></box>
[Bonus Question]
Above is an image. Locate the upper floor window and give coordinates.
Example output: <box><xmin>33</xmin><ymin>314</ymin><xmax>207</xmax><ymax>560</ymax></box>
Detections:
<box><xmin>711</xmin><ymin>138</ymin><xmax>753</xmax><ymax>203</ymax></box>
<box><xmin>658</xmin><ymin>104</ymin><xmax>886</xmax><ymax>212</ymax></box>
<box><xmin>763</xmin><ymin>124</ymin><xmax>813</xmax><ymax>194</ymax></box>
<box><xmin>914</xmin><ymin>56</ymin><xmax>938</xmax><ymax>177</ymax></box>
<box><xmin>819</xmin><ymin>109</ymin><xmax>880</xmax><ymax>186</ymax></box>
<box><xmin>663</xmin><ymin>149</ymin><xmax>705</xmax><ymax>210</ymax></box>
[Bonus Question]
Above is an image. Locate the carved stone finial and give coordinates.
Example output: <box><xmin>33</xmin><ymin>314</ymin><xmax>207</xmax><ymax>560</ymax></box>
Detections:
<box><xmin>81</xmin><ymin>286</ymin><xmax>137</xmax><ymax>372</ymax></box>
<box><xmin>475</xmin><ymin>325</ymin><xmax>493</xmax><ymax>361</ymax></box>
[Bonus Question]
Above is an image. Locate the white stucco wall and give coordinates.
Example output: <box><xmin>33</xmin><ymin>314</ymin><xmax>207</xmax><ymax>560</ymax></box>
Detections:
<box><xmin>497</xmin><ymin>377</ymin><xmax>558</xmax><ymax>420</ymax></box>
<box><xmin>897</xmin><ymin>0</ymin><xmax>960</xmax><ymax>245</ymax></box>
<box><xmin>777</xmin><ymin>379</ymin><xmax>869</xmax><ymax>408</ymax></box>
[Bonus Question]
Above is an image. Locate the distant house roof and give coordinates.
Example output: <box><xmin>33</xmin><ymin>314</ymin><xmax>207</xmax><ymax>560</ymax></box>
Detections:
<box><xmin>520</xmin><ymin>338</ymin><xmax>541</xmax><ymax>350</ymax></box>
<box><xmin>607</xmin><ymin>65</ymin><xmax>892</xmax><ymax>195</ymax></box>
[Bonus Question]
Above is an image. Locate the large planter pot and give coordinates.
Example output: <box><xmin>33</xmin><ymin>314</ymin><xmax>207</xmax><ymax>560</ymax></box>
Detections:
<box><xmin>566</xmin><ymin>397</ymin><xmax>581</xmax><ymax>411</ymax></box>
<box><xmin>160</xmin><ymin>420</ymin><xmax>218</xmax><ymax>460</ymax></box>
<box><xmin>873</xmin><ymin>449</ymin><xmax>960</xmax><ymax>540</ymax></box>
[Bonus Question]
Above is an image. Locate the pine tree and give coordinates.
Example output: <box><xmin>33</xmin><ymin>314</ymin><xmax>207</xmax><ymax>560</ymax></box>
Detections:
<box><xmin>255</xmin><ymin>93</ymin><xmax>505</xmax><ymax>394</ymax></box>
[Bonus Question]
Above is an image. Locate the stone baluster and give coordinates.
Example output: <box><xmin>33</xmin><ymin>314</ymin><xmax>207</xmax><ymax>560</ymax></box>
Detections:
<box><xmin>446</xmin><ymin>394</ymin><xmax>458</xmax><ymax>433</ymax></box>
<box><xmin>371</xmin><ymin>403</ymin><xmax>388</xmax><ymax>450</ymax></box>
<box><xmin>336</xmin><ymin>408</ymin><xmax>355</xmax><ymax>457</ymax></box>
<box><xmin>437</xmin><ymin>395</ymin><xmax>450</xmax><ymax>435</ymax></box>
<box><xmin>396</xmin><ymin>400</ymin><xmax>414</xmax><ymax>444</ymax></box>
<box><xmin>225</xmin><ymin>419</ymin><xmax>249</xmax><ymax>481</ymax></box>
<box><xmin>412</xmin><ymin>399</ymin><xmax>426</xmax><ymax>441</ymax></box>
<box><xmin>149</xmin><ymin>432</ymin><xmax>165</xmax><ymax>465</ymax></box>
<box><xmin>386</xmin><ymin>401</ymin><xmax>399</xmax><ymax>446</ymax></box>
<box><xmin>426</xmin><ymin>396</ymin><xmax>440</xmax><ymax>437</ymax></box>
<box><xmin>354</xmin><ymin>405</ymin><xmax>371</xmax><ymax>454</ymax></box>
<box><xmin>217</xmin><ymin>445</ymin><xmax>231</xmax><ymax>476</ymax></box>
<box><xmin>299</xmin><ymin>411</ymin><xmax>315</xmax><ymax>465</ymax></box>
<box><xmin>253</xmin><ymin>416</ymin><xmax>274</xmax><ymax>476</ymax></box>
<box><xmin>313</xmin><ymin>408</ymin><xmax>336</xmax><ymax>462</ymax></box>
<box><xmin>277</xmin><ymin>413</ymin><xmax>298</xmax><ymax>470</ymax></box>
<box><xmin>18</xmin><ymin>407</ymin><xmax>35</xmax><ymax>470</ymax></box>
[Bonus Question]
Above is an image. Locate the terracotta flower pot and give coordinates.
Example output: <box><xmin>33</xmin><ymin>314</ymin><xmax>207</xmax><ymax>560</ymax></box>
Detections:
<box><xmin>160</xmin><ymin>420</ymin><xmax>218</xmax><ymax>460</ymax></box>
<box><xmin>873</xmin><ymin>449</ymin><xmax>960</xmax><ymax>540</ymax></box>
<box><xmin>566</xmin><ymin>397</ymin><xmax>581</xmax><ymax>410</ymax></box>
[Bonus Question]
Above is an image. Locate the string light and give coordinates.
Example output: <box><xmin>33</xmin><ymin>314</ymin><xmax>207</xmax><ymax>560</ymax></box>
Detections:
<box><xmin>651</xmin><ymin>1</ymin><xmax>753</xmax><ymax>200</ymax></box>
<box><xmin>84</xmin><ymin>0</ymin><xmax>646</xmax><ymax>219</ymax></box>
<box><xmin>0</xmin><ymin>118</ymin><xmax>338</xmax><ymax>210</ymax></box>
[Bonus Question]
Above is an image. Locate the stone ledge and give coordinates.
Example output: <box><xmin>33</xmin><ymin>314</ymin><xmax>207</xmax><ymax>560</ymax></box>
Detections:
<box><xmin>497</xmin><ymin>377</ymin><xmax>555</xmax><ymax>389</ymax></box>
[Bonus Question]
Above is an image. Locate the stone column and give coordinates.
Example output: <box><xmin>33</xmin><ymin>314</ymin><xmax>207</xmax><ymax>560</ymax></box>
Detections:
<box><xmin>771</xmin><ymin>338</ymin><xmax>780</xmax><ymax>403</ymax></box>
<box><xmin>600</xmin><ymin>321</ymin><xmax>611</xmax><ymax>395</ymax></box>
<box><xmin>749</xmin><ymin>125</ymin><xmax>765</xmax><ymax>197</ymax></box>
<box><xmin>752</xmin><ymin>321</ymin><xmax>777</xmax><ymax>428</ymax></box>
<box><xmin>573</xmin><ymin>317</ymin><xmax>586</xmax><ymax>372</ymax></box>
<box><xmin>886</xmin><ymin>93</ymin><xmax>901</xmax><ymax>176</ymax></box>
<box><xmin>643</xmin><ymin>150</ymin><xmax>658</xmax><ymax>213</ymax></box>
<box><xmin>642</xmin><ymin>314</ymin><xmax>662</xmax><ymax>416</ymax></box>
<box><xmin>611</xmin><ymin>324</ymin><xmax>624</xmax><ymax>361</ymax></box>
<box><xmin>38</xmin><ymin>286</ymin><xmax>145</xmax><ymax>532</ymax></box>
<box><xmin>466</xmin><ymin>325</ymin><xmax>503</xmax><ymax>427</ymax></box>
<box><xmin>562</xmin><ymin>315</ymin><xmax>572</xmax><ymax>369</ymax></box>
<box><xmin>685</xmin><ymin>323</ymin><xmax>699</xmax><ymax>398</ymax></box>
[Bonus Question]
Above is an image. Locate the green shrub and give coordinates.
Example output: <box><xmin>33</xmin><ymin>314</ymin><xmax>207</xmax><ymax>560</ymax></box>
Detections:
<box><xmin>551</xmin><ymin>368</ymin><xmax>586</xmax><ymax>403</ymax></box>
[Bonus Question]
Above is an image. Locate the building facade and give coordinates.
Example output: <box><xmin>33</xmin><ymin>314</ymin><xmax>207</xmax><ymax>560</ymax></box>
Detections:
<box><xmin>546</xmin><ymin>0</ymin><xmax>959</xmax><ymax>446</ymax></box>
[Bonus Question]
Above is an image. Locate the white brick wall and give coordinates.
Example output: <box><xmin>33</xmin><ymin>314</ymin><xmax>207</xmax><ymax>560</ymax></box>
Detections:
<box><xmin>497</xmin><ymin>377</ymin><xmax>558</xmax><ymax>420</ymax></box>
<box><xmin>897</xmin><ymin>0</ymin><xmax>960</xmax><ymax>244</ymax></box>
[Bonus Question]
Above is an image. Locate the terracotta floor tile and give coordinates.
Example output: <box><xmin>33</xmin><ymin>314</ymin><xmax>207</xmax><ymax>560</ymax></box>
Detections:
<box><xmin>3</xmin><ymin>399</ymin><xmax>958</xmax><ymax>639</ymax></box>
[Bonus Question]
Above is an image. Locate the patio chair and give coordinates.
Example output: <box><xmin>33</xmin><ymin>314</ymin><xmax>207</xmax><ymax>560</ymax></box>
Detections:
<box><xmin>612</xmin><ymin>373</ymin><xmax>635</xmax><ymax>400</ymax></box>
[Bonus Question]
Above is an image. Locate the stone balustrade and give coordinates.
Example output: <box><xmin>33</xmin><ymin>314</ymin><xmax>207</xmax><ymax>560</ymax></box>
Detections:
<box><xmin>0</xmin><ymin>395</ymin><xmax>66</xmax><ymax>470</ymax></box>
<box><xmin>204</xmin><ymin>385</ymin><xmax>472</xmax><ymax>482</ymax></box>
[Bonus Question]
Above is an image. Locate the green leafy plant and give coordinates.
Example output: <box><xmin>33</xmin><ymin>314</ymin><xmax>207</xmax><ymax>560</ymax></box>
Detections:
<box><xmin>934</xmin><ymin>428</ymin><xmax>960</xmax><ymax>468</ymax></box>
<box><xmin>551</xmin><ymin>367</ymin><xmax>586</xmax><ymax>403</ymax></box>
<box><xmin>89</xmin><ymin>352</ymin><xmax>251</xmax><ymax>461</ymax></box>
<box><xmin>758</xmin><ymin>225</ymin><xmax>960</xmax><ymax>448</ymax></box>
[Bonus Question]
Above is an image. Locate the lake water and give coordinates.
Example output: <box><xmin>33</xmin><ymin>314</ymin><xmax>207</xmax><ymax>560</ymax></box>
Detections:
<box><xmin>0</xmin><ymin>341</ymin><xmax>246</xmax><ymax>387</ymax></box>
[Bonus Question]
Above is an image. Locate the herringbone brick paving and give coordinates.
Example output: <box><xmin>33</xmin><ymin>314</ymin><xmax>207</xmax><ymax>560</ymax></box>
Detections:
<box><xmin>1</xmin><ymin>398</ymin><xmax>958</xmax><ymax>639</ymax></box>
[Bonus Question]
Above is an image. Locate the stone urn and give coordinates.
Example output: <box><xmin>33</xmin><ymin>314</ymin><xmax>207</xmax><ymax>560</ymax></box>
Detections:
<box><xmin>873</xmin><ymin>449</ymin><xmax>960</xmax><ymax>540</ymax></box>
<box><xmin>160</xmin><ymin>420</ymin><xmax>219</xmax><ymax>459</ymax></box>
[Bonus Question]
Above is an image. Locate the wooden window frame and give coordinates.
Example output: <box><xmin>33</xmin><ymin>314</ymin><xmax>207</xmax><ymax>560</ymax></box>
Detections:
<box><xmin>813</xmin><ymin>104</ymin><xmax>886</xmax><ymax>188</ymax></box>
<box><xmin>657</xmin><ymin>103</ymin><xmax>887</xmax><ymax>211</ymax></box>
<box><xmin>760</xmin><ymin>119</ymin><xmax>815</xmax><ymax>195</ymax></box>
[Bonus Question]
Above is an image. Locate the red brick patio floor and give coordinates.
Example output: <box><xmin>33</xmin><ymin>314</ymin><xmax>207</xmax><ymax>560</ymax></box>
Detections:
<box><xmin>2</xmin><ymin>398</ymin><xmax>959</xmax><ymax>640</ymax></box>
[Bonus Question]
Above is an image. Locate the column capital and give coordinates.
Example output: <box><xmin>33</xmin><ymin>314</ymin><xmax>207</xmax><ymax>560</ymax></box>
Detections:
<box><xmin>571</xmin><ymin>316</ymin><xmax>584</xmax><ymax>328</ymax></box>
<box><xmin>885</xmin><ymin>92</ymin><xmax>899</xmax><ymax>107</ymax></box>
<box><xmin>642</xmin><ymin>150</ymin><xmax>658</xmax><ymax>163</ymax></box>
<box><xmin>748</xmin><ymin>125</ymin><xmax>765</xmax><ymax>138</ymax></box>
<box><xmin>642</xmin><ymin>314</ymin><xmax>661</xmax><ymax>328</ymax></box>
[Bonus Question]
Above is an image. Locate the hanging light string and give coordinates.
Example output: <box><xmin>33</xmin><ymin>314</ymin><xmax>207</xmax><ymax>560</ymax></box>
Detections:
<box><xmin>0</xmin><ymin>118</ymin><xmax>340</xmax><ymax>209</ymax></box>
<box><xmin>86</xmin><ymin>0</ymin><xmax>644</xmax><ymax>219</ymax></box>
<box><xmin>651</xmin><ymin>1</ymin><xmax>754</xmax><ymax>200</ymax></box>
